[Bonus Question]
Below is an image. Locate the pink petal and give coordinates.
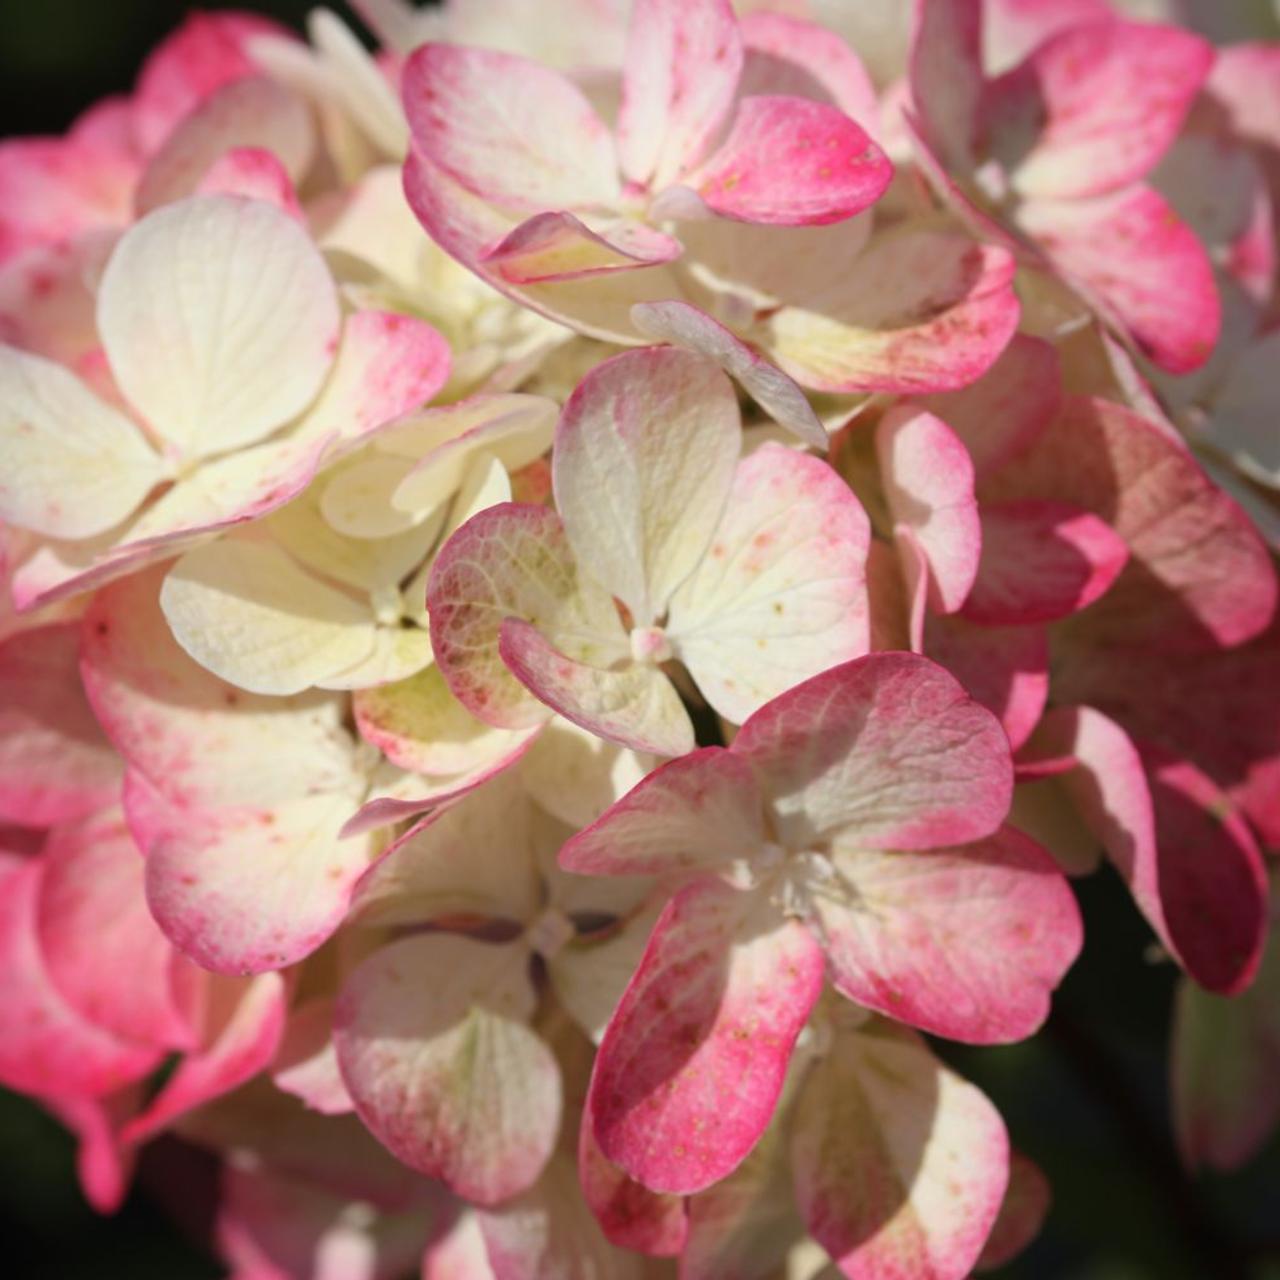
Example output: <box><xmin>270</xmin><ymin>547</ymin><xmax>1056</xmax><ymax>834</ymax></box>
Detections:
<box><xmin>693</xmin><ymin>95</ymin><xmax>891</xmax><ymax>226</ymax></box>
<box><xmin>272</xmin><ymin>998</ymin><xmax>353</xmax><ymax>1117</ymax></box>
<box><xmin>815</xmin><ymin>825</ymin><xmax>1082</xmax><ymax>1042</ymax></box>
<box><xmin>499</xmin><ymin>618</ymin><xmax>694</xmax><ymax>756</ymax></box>
<box><xmin>483</xmin><ymin>211</ymin><xmax>682</xmax><ymax>283</ymax></box>
<box><xmin>335</xmin><ymin>934</ymin><xmax>559</xmax><ymax>1204</ymax></box>
<box><xmin>986</xmin><ymin>20</ymin><xmax>1213</xmax><ymax>201</ymax></box>
<box><xmin>617</xmin><ymin>0</ymin><xmax>743</xmax><ymax>188</ymax></box>
<box><xmin>37</xmin><ymin>808</ymin><xmax>198</xmax><ymax>1051</ymax></box>
<box><xmin>733</xmin><ymin>652</ymin><xmax>1013</xmax><ymax>850</ymax></box>
<box><xmin>791</xmin><ymin>1019</ymin><xmax>1008</xmax><ymax>1280</ymax></box>
<box><xmin>666</xmin><ymin>443</ymin><xmax>871</xmax><ymax>723</ymax></box>
<box><xmin>123</xmin><ymin>971</ymin><xmax>288</xmax><ymax>1145</ymax></box>
<box><xmin>402</xmin><ymin>44</ymin><xmax>618</xmax><ymax>211</ymax></box>
<box><xmin>923</xmin><ymin>613</ymin><xmax>1049</xmax><ymax>752</ymax></box>
<box><xmin>0</xmin><ymin>135</ymin><xmax>136</xmax><ymax>261</ymax></box>
<box><xmin>1019</xmin><ymin>184</ymin><xmax>1220</xmax><ymax>375</ymax></box>
<box><xmin>962</xmin><ymin>499</ymin><xmax>1128</xmax><ymax>626</ymax></box>
<box><xmin>196</xmin><ymin>146</ymin><xmax>304</xmax><ymax>219</ymax></box>
<box><xmin>134</xmin><ymin>75</ymin><xmax>313</xmax><ymax>214</ymax></box>
<box><xmin>766</xmin><ymin>232</ymin><xmax>1020</xmax><ymax>394</ymax></box>
<box><xmin>44</xmin><ymin>1089</ymin><xmax>140</xmax><ymax>1214</ymax></box>
<box><xmin>588</xmin><ymin>877</ymin><xmax>824</xmax><ymax>1194</ymax></box>
<box><xmin>0</xmin><ymin>859</ymin><xmax>160</xmax><ymax>1100</ymax></box>
<box><xmin>0</xmin><ymin>622</ymin><xmax>121</xmax><ymax>826</ymax></box>
<box><xmin>629</xmin><ymin>301</ymin><xmax>828</xmax><ymax>448</ymax></box>
<box><xmin>427</xmin><ymin>503</ymin><xmax>629</xmax><ymax>729</ymax></box>
<box><xmin>1027</xmin><ymin>707</ymin><xmax>1267</xmax><ymax>995</ymax></box>
<box><xmin>131</xmin><ymin>11</ymin><xmax>290</xmax><ymax>156</ymax></box>
<box><xmin>560</xmin><ymin>747</ymin><xmax>762</xmax><ymax>879</ymax></box>
<box><xmin>981</xmin><ymin>395</ymin><xmax>1276</xmax><ymax>651</ymax></box>
<box><xmin>918</xmin><ymin>333</ymin><xmax>1060</xmax><ymax>479</ymax></box>
<box><xmin>975</xmin><ymin>1151</ymin><xmax>1052</xmax><ymax>1271</ymax></box>
<box><xmin>877</xmin><ymin>405</ymin><xmax>981</xmax><ymax>614</ymax></box>
<box><xmin>578</xmin><ymin>1122</ymin><xmax>688</xmax><ymax>1256</ymax></box>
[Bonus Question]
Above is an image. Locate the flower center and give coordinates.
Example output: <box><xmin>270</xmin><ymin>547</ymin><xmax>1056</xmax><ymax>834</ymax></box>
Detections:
<box><xmin>629</xmin><ymin>625</ymin><xmax>673</xmax><ymax>665</ymax></box>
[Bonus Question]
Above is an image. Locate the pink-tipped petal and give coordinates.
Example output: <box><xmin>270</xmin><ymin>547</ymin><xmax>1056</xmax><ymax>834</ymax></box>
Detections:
<box><xmin>560</xmin><ymin>747</ymin><xmax>762</xmax><ymax>879</ymax></box>
<box><xmin>499</xmin><ymin>618</ymin><xmax>694</xmax><ymax>757</ymax></box>
<box><xmin>791</xmin><ymin>1019</ymin><xmax>1008</xmax><ymax>1280</ymax></box>
<box><xmin>666</xmin><ymin>443</ymin><xmax>871</xmax><ymax>723</ymax></box>
<box><xmin>617</xmin><ymin>0</ymin><xmax>743</xmax><ymax>188</ymax></box>
<box><xmin>877</xmin><ymin>404</ymin><xmax>981</xmax><ymax>615</ymax></box>
<box><xmin>335</xmin><ymin>934</ymin><xmax>559</xmax><ymax>1205</ymax></box>
<box><xmin>195</xmin><ymin>146</ymin><xmax>304</xmax><ymax>218</ymax></box>
<box><xmin>987</xmin><ymin>20</ymin><xmax>1213</xmax><ymax>201</ymax></box>
<box><xmin>962</xmin><ymin>500</ymin><xmax>1128</xmax><ymax>626</ymax></box>
<box><xmin>0</xmin><ymin>622</ymin><xmax>121</xmax><ymax>826</ymax></box>
<box><xmin>1020</xmin><ymin>185</ymin><xmax>1220</xmax><ymax>375</ymax></box>
<box><xmin>589</xmin><ymin>878</ymin><xmax>823</xmax><ymax>1194</ymax></box>
<box><xmin>766</xmin><ymin>233</ymin><xmax>1020</xmax><ymax>394</ymax></box>
<box><xmin>693</xmin><ymin>95</ymin><xmax>891</xmax><ymax>226</ymax></box>
<box><xmin>733</xmin><ymin>652</ymin><xmax>1013</xmax><ymax>850</ymax></box>
<box><xmin>134</xmin><ymin>75</ymin><xmax>313</xmax><ymax>214</ymax></box>
<box><xmin>815</xmin><ymin>825</ymin><xmax>1082</xmax><ymax>1043</ymax></box>
<box><xmin>427</xmin><ymin>503</ymin><xmax>628</xmax><ymax>729</ymax></box>
<box><xmin>402</xmin><ymin>44</ymin><xmax>618</xmax><ymax>211</ymax></box>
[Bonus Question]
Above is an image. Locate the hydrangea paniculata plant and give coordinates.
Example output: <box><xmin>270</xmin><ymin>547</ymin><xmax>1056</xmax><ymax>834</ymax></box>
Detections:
<box><xmin>1</xmin><ymin>0</ymin><xmax>1278</xmax><ymax>1276</ymax></box>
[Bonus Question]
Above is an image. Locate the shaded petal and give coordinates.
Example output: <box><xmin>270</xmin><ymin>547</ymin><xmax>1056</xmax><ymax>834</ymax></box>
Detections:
<box><xmin>499</xmin><ymin>619</ymin><xmax>694</xmax><ymax>756</ymax></box>
<box><xmin>335</xmin><ymin>934</ymin><xmax>559</xmax><ymax>1204</ymax></box>
<box><xmin>908</xmin><ymin>0</ymin><xmax>984</xmax><ymax>171</ymax></box>
<box><xmin>962</xmin><ymin>500</ymin><xmax>1128</xmax><ymax>626</ymax></box>
<box><xmin>766</xmin><ymin>233</ymin><xmax>1019</xmax><ymax>394</ymax></box>
<box><xmin>733</xmin><ymin>653</ymin><xmax>1012</xmax><ymax>851</ymax></box>
<box><xmin>484</xmin><ymin>211</ymin><xmax>682</xmax><ymax>284</ymax></box>
<box><xmin>427</xmin><ymin>503</ymin><xmax>628</xmax><ymax>728</ymax></box>
<box><xmin>560</xmin><ymin>747</ymin><xmax>762</xmax><ymax>878</ymax></box>
<box><xmin>629</xmin><ymin>301</ymin><xmax>827</xmax><ymax>448</ymax></box>
<box><xmin>578</xmin><ymin>1121</ymin><xmax>688</xmax><ymax>1256</ymax></box>
<box><xmin>877</xmin><ymin>405</ymin><xmax>980</xmax><ymax>615</ymax></box>
<box><xmin>975</xmin><ymin>1151</ymin><xmax>1052</xmax><ymax>1271</ymax></box>
<box><xmin>589</xmin><ymin>878</ymin><xmax>824</xmax><ymax>1194</ymax></box>
<box><xmin>0</xmin><ymin>622</ymin><xmax>122</xmax><ymax>826</ymax></box>
<box><xmin>791</xmin><ymin>1019</ymin><xmax>1008</xmax><ymax>1280</ymax></box>
<box><xmin>553</xmin><ymin>346</ymin><xmax>741</xmax><ymax>625</ymax></box>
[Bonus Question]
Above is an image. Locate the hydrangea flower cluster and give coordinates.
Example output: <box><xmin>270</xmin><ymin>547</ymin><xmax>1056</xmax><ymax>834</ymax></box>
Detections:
<box><xmin>1</xmin><ymin>0</ymin><xmax>1278</xmax><ymax>1275</ymax></box>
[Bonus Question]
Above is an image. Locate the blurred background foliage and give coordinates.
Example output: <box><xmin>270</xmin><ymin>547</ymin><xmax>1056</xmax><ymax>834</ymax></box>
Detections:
<box><xmin>1</xmin><ymin>1</ymin><xmax>1277</xmax><ymax>1276</ymax></box>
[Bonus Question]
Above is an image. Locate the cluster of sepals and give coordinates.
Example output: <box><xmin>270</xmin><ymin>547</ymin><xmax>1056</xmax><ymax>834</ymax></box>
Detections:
<box><xmin>0</xmin><ymin>0</ymin><xmax>1278</xmax><ymax>1275</ymax></box>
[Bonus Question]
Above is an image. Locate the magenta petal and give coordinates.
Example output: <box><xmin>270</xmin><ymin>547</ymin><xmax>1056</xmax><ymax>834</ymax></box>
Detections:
<box><xmin>588</xmin><ymin>878</ymin><xmax>823</xmax><ymax>1194</ymax></box>
<box><xmin>694</xmin><ymin>95</ymin><xmax>891</xmax><ymax>226</ymax></box>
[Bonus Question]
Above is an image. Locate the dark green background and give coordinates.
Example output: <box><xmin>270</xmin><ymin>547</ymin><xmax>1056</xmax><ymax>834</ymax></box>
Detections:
<box><xmin>1</xmin><ymin>2</ymin><xmax>1277</xmax><ymax>1275</ymax></box>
